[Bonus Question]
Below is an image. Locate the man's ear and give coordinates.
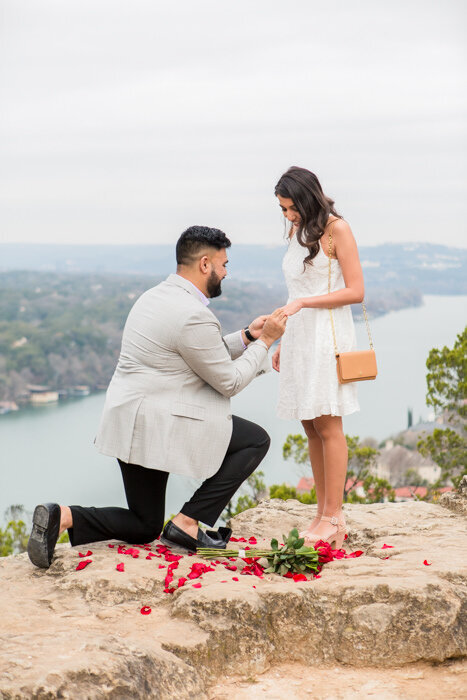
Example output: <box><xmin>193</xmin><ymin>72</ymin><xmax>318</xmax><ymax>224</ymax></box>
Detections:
<box><xmin>199</xmin><ymin>255</ymin><xmax>210</xmax><ymax>274</ymax></box>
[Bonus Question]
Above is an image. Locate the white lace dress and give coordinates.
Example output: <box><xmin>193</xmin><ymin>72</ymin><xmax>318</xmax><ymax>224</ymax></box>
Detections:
<box><xmin>277</xmin><ymin>234</ymin><xmax>360</xmax><ymax>420</ymax></box>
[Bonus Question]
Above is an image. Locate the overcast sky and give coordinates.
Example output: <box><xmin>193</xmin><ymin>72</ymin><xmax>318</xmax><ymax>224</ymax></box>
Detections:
<box><xmin>0</xmin><ymin>0</ymin><xmax>465</xmax><ymax>248</ymax></box>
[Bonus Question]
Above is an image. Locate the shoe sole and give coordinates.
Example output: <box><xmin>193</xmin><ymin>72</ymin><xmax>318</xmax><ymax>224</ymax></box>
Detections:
<box><xmin>27</xmin><ymin>505</ymin><xmax>53</xmax><ymax>569</ymax></box>
<box><xmin>159</xmin><ymin>536</ymin><xmax>195</xmax><ymax>554</ymax></box>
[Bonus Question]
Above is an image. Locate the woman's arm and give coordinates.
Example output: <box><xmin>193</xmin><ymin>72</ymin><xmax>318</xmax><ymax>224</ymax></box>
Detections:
<box><xmin>282</xmin><ymin>220</ymin><xmax>364</xmax><ymax>316</ymax></box>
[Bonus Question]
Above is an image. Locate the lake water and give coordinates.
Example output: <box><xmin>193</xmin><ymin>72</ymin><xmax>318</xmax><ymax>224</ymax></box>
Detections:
<box><xmin>1</xmin><ymin>295</ymin><xmax>465</xmax><ymax>522</ymax></box>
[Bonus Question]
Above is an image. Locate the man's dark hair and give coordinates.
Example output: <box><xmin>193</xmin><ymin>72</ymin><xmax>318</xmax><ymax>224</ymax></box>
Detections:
<box><xmin>176</xmin><ymin>225</ymin><xmax>231</xmax><ymax>266</ymax></box>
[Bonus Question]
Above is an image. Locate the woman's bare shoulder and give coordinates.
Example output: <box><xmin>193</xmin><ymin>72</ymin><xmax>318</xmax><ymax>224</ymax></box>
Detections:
<box><xmin>330</xmin><ymin>217</ymin><xmax>352</xmax><ymax>234</ymax></box>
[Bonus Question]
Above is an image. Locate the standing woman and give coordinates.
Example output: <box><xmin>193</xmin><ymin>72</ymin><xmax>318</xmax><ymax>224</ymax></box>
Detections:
<box><xmin>273</xmin><ymin>166</ymin><xmax>364</xmax><ymax>548</ymax></box>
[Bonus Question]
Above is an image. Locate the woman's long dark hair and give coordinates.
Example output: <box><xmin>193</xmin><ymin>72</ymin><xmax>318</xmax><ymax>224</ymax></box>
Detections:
<box><xmin>275</xmin><ymin>166</ymin><xmax>342</xmax><ymax>266</ymax></box>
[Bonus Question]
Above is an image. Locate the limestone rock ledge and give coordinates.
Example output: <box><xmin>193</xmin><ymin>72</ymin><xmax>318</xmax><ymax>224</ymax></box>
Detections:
<box><xmin>1</xmin><ymin>499</ymin><xmax>466</xmax><ymax>699</ymax></box>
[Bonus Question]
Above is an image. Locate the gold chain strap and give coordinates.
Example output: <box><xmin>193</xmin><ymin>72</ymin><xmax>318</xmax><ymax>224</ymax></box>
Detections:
<box><xmin>327</xmin><ymin>223</ymin><xmax>374</xmax><ymax>355</ymax></box>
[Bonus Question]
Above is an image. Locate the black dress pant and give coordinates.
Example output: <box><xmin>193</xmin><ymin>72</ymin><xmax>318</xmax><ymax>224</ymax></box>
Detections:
<box><xmin>68</xmin><ymin>415</ymin><xmax>270</xmax><ymax>546</ymax></box>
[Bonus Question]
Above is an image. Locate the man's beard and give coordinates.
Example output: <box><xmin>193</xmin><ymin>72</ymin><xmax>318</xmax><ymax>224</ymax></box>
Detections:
<box><xmin>207</xmin><ymin>269</ymin><xmax>223</xmax><ymax>298</ymax></box>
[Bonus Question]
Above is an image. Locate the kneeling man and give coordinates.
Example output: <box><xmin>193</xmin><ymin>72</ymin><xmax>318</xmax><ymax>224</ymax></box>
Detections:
<box><xmin>28</xmin><ymin>225</ymin><xmax>286</xmax><ymax>567</ymax></box>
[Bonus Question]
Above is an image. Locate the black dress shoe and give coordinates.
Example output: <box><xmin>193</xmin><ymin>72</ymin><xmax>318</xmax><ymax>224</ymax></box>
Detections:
<box><xmin>27</xmin><ymin>503</ymin><xmax>61</xmax><ymax>569</ymax></box>
<box><xmin>161</xmin><ymin>520</ymin><xmax>227</xmax><ymax>553</ymax></box>
<box><xmin>205</xmin><ymin>526</ymin><xmax>232</xmax><ymax>545</ymax></box>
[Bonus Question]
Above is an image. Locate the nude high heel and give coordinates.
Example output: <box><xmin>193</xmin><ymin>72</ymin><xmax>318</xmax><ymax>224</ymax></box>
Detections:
<box><xmin>305</xmin><ymin>512</ymin><xmax>347</xmax><ymax>550</ymax></box>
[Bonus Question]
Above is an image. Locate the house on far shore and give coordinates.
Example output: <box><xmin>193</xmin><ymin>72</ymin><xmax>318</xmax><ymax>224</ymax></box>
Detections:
<box><xmin>394</xmin><ymin>486</ymin><xmax>453</xmax><ymax>501</ymax></box>
<box><xmin>27</xmin><ymin>385</ymin><xmax>59</xmax><ymax>405</ymax></box>
<box><xmin>376</xmin><ymin>441</ymin><xmax>441</xmax><ymax>485</ymax></box>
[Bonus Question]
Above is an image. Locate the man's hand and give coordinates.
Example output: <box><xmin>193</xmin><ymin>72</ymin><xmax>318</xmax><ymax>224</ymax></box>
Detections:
<box><xmin>282</xmin><ymin>299</ymin><xmax>303</xmax><ymax>317</ymax></box>
<box><xmin>272</xmin><ymin>343</ymin><xmax>281</xmax><ymax>372</ymax></box>
<box><xmin>259</xmin><ymin>308</ymin><xmax>287</xmax><ymax>348</ymax></box>
<box><xmin>248</xmin><ymin>315</ymin><xmax>269</xmax><ymax>340</ymax></box>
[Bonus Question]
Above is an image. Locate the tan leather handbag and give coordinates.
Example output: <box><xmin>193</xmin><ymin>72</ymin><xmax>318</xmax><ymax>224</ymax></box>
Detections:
<box><xmin>327</xmin><ymin>227</ymin><xmax>377</xmax><ymax>384</ymax></box>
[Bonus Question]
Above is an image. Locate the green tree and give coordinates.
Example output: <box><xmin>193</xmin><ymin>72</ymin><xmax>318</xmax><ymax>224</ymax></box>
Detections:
<box><xmin>425</xmin><ymin>326</ymin><xmax>466</xmax><ymax>420</ymax></box>
<box><xmin>282</xmin><ymin>433</ymin><xmax>309</xmax><ymax>464</ymax></box>
<box><xmin>269</xmin><ymin>483</ymin><xmax>317</xmax><ymax>504</ymax></box>
<box><xmin>0</xmin><ymin>505</ymin><xmax>29</xmax><ymax>556</ymax></box>
<box><xmin>417</xmin><ymin>327</ymin><xmax>467</xmax><ymax>489</ymax></box>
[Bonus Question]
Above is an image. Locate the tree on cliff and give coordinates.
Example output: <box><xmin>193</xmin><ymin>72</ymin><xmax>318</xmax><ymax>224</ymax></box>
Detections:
<box><xmin>417</xmin><ymin>326</ymin><xmax>467</xmax><ymax>489</ymax></box>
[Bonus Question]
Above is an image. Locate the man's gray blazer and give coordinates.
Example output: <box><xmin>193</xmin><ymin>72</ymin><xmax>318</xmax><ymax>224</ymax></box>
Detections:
<box><xmin>95</xmin><ymin>273</ymin><xmax>270</xmax><ymax>480</ymax></box>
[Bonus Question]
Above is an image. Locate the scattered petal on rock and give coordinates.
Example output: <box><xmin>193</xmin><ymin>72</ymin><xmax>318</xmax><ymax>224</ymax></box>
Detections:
<box><xmin>346</xmin><ymin>550</ymin><xmax>364</xmax><ymax>559</ymax></box>
<box><xmin>293</xmin><ymin>573</ymin><xmax>308</xmax><ymax>582</ymax></box>
<box><xmin>75</xmin><ymin>559</ymin><xmax>92</xmax><ymax>571</ymax></box>
<box><xmin>158</xmin><ymin>564</ymin><xmax>166</xmax><ymax>569</ymax></box>
<box><xmin>140</xmin><ymin>606</ymin><xmax>151</xmax><ymax>614</ymax></box>
<box><xmin>108</xmin><ymin>544</ymin><xmax>115</xmax><ymax>548</ymax></box>
<box><xmin>192</xmin><ymin>582</ymin><xmax>202</xmax><ymax>588</ymax></box>
<box><xmin>382</xmin><ymin>544</ymin><xmax>394</xmax><ymax>549</ymax></box>
<box><xmin>116</xmin><ymin>562</ymin><xmax>124</xmax><ymax>572</ymax></box>
<box><xmin>177</xmin><ymin>577</ymin><xmax>187</xmax><ymax>588</ymax></box>
<box><xmin>188</xmin><ymin>563</ymin><xmax>215</xmax><ymax>579</ymax></box>
<box><xmin>78</xmin><ymin>550</ymin><xmax>93</xmax><ymax>557</ymax></box>
<box><xmin>232</xmin><ymin>577</ymin><xmax>239</xmax><ymax>581</ymax></box>
<box><xmin>423</xmin><ymin>560</ymin><xmax>432</xmax><ymax>566</ymax></box>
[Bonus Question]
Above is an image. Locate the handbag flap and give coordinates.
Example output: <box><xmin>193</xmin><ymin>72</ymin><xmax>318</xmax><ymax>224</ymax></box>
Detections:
<box><xmin>337</xmin><ymin>350</ymin><xmax>377</xmax><ymax>380</ymax></box>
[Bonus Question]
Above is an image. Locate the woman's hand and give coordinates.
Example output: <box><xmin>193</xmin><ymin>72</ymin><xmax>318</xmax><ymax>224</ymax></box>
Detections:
<box><xmin>248</xmin><ymin>315</ymin><xmax>269</xmax><ymax>339</ymax></box>
<box><xmin>272</xmin><ymin>344</ymin><xmax>281</xmax><ymax>372</ymax></box>
<box><xmin>281</xmin><ymin>299</ymin><xmax>303</xmax><ymax>317</ymax></box>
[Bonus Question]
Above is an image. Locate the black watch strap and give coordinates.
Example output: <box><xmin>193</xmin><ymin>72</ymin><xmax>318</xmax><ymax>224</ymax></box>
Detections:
<box><xmin>244</xmin><ymin>326</ymin><xmax>255</xmax><ymax>342</ymax></box>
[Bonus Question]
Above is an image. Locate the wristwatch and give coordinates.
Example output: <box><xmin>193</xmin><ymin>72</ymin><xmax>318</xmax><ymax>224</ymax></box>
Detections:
<box><xmin>244</xmin><ymin>326</ymin><xmax>255</xmax><ymax>342</ymax></box>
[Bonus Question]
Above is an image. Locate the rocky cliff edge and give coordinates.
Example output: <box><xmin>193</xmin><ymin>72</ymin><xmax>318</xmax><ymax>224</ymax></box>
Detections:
<box><xmin>1</xmin><ymin>487</ymin><xmax>466</xmax><ymax>699</ymax></box>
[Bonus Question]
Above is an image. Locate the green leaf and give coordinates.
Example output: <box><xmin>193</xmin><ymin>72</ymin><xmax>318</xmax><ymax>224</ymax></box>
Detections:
<box><xmin>271</xmin><ymin>538</ymin><xmax>278</xmax><ymax>551</ymax></box>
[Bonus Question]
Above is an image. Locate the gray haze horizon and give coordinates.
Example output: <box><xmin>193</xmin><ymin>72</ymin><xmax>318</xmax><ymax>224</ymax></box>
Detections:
<box><xmin>1</xmin><ymin>1</ymin><xmax>466</xmax><ymax>248</ymax></box>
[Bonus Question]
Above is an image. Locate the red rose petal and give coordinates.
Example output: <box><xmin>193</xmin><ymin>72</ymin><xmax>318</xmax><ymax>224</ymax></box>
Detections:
<box><xmin>192</xmin><ymin>582</ymin><xmax>202</xmax><ymax>588</ymax></box>
<box><xmin>158</xmin><ymin>564</ymin><xmax>166</xmax><ymax>569</ymax></box>
<box><xmin>232</xmin><ymin>577</ymin><xmax>239</xmax><ymax>581</ymax></box>
<box><xmin>293</xmin><ymin>573</ymin><xmax>307</xmax><ymax>582</ymax></box>
<box><xmin>140</xmin><ymin>606</ymin><xmax>151</xmax><ymax>614</ymax></box>
<box><xmin>382</xmin><ymin>556</ymin><xmax>390</xmax><ymax>560</ymax></box>
<box><xmin>423</xmin><ymin>560</ymin><xmax>432</xmax><ymax>566</ymax></box>
<box><xmin>248</xmin><ymin>537</ymin><xmax>257</xmax><ymax>544</ymax></box>
<box><xmin>381</xmin><ymin>544</ymin><xmax>394</xmax><ymax>549</ymax></box>
<box><xmin>345</xmin><ymin>550</ymin><xmax>364</xmax><ymax>559</ymax></box>
<box><xmin>116</xmin><ymin>562</ymin><xmax>124</xmax><ymax>572</ymax></box>
<box><xmin>178</xmin><ymin>577</ymin><xmax>187</xmax><ymax>588</ymax></box>
<box><xmin>78</xmin><ymin>550</ymin><xmax>93</xmax><ymax>557</ymax></box>
<box><xmin>220</xmin><ymin>580</ymin><xmax>228</xmax><ymax>583</ymax></box>
<box><xmin>108</xmin><ymin>544</ymin><xmax>115</xmax><ymax>548</ymax></box>
<box><xmin>315</xmin><ymin>574</ymin><xmax>321</xmax><ymax>579</ymax></box>
<box><xmin>75</xmin><ymin>559</ymin><xmax>92</xmax><ymax>571</ymax></box>
<box><xmin>187</xmin><ymin>563</ymin><xmax>215</xmax><ymax>579</ymax></box>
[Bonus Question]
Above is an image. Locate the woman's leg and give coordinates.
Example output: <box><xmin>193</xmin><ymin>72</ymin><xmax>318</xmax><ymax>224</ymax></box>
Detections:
<box><xmin>301</xmin><ymin>419</ymin><xmax>325</xmax><ymax>533</ymax></box>
<box><xmin>309</xmin><ymin>414</ymin><xmax>348</xmax><ymax>542</ymax></box>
